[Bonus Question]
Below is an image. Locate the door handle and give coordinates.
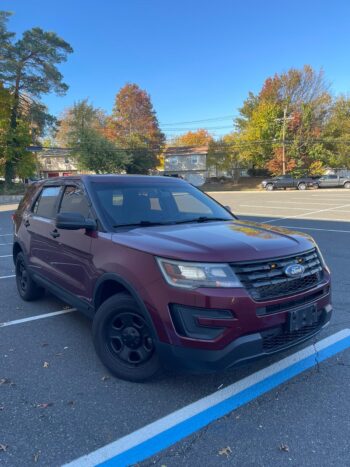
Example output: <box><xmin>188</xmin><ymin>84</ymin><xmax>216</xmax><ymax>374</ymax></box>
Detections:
<box><xmin>50</xmin><ymin>229</ymin><xmax>60</xmax><ymax>239</ymax></box>
<box><xmin>24</xmin><ymin>219</ymin><xmax>30</xmax><ymax>227</ymax></box>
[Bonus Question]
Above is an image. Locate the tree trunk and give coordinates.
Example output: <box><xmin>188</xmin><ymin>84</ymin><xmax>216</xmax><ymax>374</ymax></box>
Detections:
<box><xmin>4</xmin><ymin>160</ymin><xmax>15</xmax><ymax>189</ymax></box>
<box><xmin>4</xmin><ymin>85</ymin><xmax>20</xmax><ymax>188</ymax></box>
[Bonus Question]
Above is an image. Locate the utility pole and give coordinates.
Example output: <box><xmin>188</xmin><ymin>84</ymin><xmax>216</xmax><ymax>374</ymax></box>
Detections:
<box><xmin>281</xmin><ymin>107</ymin><xmax>287</xmax><ymax>175</ymax></box>
<box><xmin>275</xmin><ymin>107</ymin><xmax>293</xmax><ymax>175</ymax></box>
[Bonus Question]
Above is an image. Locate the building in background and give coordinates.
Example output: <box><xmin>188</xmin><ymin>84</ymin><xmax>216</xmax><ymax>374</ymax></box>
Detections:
<box><xmin>31</xmin><ymin>147</ymin><xmax>78</xmax><ymax>178</ymax></box>
<box><xmin>163</xmin><ymin>146</ymin><xmax>208</xmax><ymax>186</ymax></box>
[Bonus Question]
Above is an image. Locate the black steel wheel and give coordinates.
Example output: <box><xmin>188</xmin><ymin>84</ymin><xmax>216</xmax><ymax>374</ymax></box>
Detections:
<box><xmin>93</xmin><ymin>293</ymin><xmax>161</xmax><ymax>382</ymax></box>
<box><xmin>106</xmin><ymin>311</ymin><xmax>154</xmax><ymax>366</ymax></box>
<box><xmin>15</xmin><ymin>252</ymin><xmax>45</xmax><ymax>301</ymax></box>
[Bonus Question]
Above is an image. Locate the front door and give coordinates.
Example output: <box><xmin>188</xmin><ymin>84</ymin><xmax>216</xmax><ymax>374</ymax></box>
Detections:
<box><xmin>53</xmin><ymin>184</ymin><xmax>94</xmax><ymax>302</ymax></box>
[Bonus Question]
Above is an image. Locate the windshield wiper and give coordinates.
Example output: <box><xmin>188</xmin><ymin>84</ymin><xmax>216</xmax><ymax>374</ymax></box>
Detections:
<box><xmin>173</xmin><ymin>217</ymin><xmax>231</xmax><ymax>225</ymax></box>
<box><xmin>113</xmin><ymin>221</ymin><xmax>171</xmax><ymax>228</ymax></box>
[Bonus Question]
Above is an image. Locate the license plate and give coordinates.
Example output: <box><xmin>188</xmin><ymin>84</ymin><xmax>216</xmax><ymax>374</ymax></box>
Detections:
<box><xmin>287</xmin><ymin>305</ymin><xmax>318</xmax><ymax>332</ymax></box>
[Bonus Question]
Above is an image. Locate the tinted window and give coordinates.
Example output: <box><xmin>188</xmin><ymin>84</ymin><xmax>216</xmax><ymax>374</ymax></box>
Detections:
<box><xmin>92</xmin><ymin>182</ymin><xmax>232</xmax><ymax>227</ymax></box>
<box><xmin>33</xmin><ymin>186</ymin><xmax>61</xmax><ymax>219</ymax></box>
<box><xmin>59</xmin><ymin>186</ymin><xmax>91</xmax><ymax>218</ymax></box>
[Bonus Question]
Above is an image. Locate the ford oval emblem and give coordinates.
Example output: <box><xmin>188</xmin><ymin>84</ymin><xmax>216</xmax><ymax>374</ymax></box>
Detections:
<box><xmin>284</xmin><ymin>263</ymin><xmax>305</xmax><ymax>277</ymax></box>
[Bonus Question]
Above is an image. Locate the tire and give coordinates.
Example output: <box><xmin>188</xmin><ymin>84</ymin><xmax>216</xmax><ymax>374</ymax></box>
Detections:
<box><xmin>266</xmin><ymin>184</ymin><xmax>274</xmax><ymax>191</ymax></box>
<box><xmin>92</xmin><ymin>293</ymin><xmax>161</xmax><ymax>382</ymax></box>
<box><xmin>344</xmin><ymin>181</ymin><xmax>350</xmax><ymax>189</ymax></box>
<box><xmin>298</xmin><ymin>182</ymin><xmax>307</xmax><ymax>190</ymax></box>
<box><xmin>15</xmin><ymin>252</ymin><xmax>45</xmax><ymax>301</ymax></box>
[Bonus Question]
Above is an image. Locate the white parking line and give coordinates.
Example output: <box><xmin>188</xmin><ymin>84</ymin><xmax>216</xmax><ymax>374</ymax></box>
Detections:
<box><xmin>0</xmin><ymin>254</ymin><xmax>12</xmax><ymax>258</ymax></box>
<box><xmin>0</xmin><ymin>274</ymin><xmax>15</xmax><ymax>279</ymax></box>
<box><xmin>0</xmin><ymin>308</ymin><xmax>75</xmax><ymax>328</ymax></box>
<box><xmin>64</xmin><ymin>329</ymin><xmax>350</xmax><ymax>467</ymax></box>
<box><xmin>239</xmin><ymin>204</ymin><xmax>315</xmax><ymax>211</ymax></box>
<box><xmin>0</xmin><ymin>233</ymin><xmax>12</xmax><ymax>237</ymax></box>
<box><xmin>0</xmin><ymin>243</ymin><xmax>12</xmax><ymax>246</ymax></box>
<box><xmin>263</xmin><ymin>203</ymin><xmax>350</xmax><ymax>223</ymax></box>
<box><xmin>265</xmin><ymin>200</ymin><xmax>343</xmax><ymax>206</ymax></box>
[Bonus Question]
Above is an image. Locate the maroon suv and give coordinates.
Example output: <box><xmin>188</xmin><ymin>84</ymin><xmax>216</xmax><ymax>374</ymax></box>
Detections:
<box><xmin>13</xmin><ymin>175</ymin><xmax>332</xmax><ymax>381</ymax></box>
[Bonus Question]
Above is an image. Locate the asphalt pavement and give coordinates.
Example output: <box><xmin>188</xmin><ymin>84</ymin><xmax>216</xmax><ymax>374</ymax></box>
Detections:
<box><xmin>1</xmin><ymin>188</ymin><xmax>350</xmax><ymax>467</ymax></box>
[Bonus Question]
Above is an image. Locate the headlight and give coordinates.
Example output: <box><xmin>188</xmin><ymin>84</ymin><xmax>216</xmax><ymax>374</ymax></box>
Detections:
<box><xmin>156</xmin><ymin>257</ymin><xmax>242</xmax><ymax>289</ymax></box>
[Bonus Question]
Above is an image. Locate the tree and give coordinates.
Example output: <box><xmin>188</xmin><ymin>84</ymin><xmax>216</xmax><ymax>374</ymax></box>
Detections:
<box><xmin>0</xmin><ymin>11</ymin><xmax>73</xmax><ymax>185</ymax></box>
<box><xmin>236</xmin><ymin>65</ymin><xmax>332</xmax><ymax>174</ymax></box>
<box><xmin>207</xmin><ymin>134</ymin><xmax>242</xmax><ymax>181</ymax></box>
<box><xmin>57</xmin><ymin>100</ymin><xmax>130</xmax><ymax>173</ymax></box>
<box><xmin>55</xmin><ymin>99</ymin><xmax>107</xmax><ymax>147</ymax></box>
<box><xmin>73</xmin><ymin>128</ymin><xmax>130</xmax><ymax>174</ymax></box>
<box><xmin>323</xmin><ymin>96</ymin><xmax>350</xmax><ymax>168</ymax></box>
<box><xmin>171</xmin><ymin>129</ymin><xmax>213</xmax><ymax>147</ymax></box>
<box><xmin>108</xmin><ymin>83</ymin><xmax>165</xmax><ymax>173</ymax></box>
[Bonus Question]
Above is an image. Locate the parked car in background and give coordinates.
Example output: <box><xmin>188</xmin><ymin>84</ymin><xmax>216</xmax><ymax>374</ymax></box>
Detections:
<box><xmin>13</xmin><ymin>175</ymin><xmax>332</xmax><ymax>381</ymax></box>
<box><xmin>261</xmin><ymin>174</ymin><xmax>316</xmax><ymax>191</ymax></box>
<box><xmin>315</xmin><ymin>174</ymin><xmax>350</xmax><ymax>189</ymax></box>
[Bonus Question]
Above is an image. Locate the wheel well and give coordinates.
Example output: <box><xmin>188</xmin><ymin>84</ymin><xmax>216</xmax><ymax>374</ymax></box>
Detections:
<box><xmin>13</xmin><ymin>243</ymin><xmax>22</xmax><ymax>262</ymax></box>
<box><xmin>94</xmin><ymin>280</ymin><xmax>131</xmax><ymax>309</ymax></box>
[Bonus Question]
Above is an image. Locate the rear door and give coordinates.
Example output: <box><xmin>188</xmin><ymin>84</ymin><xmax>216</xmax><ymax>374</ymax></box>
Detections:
<box><xmin>52</xmin><ymin>184</ymin><xmax>94</xmax><ymax>302</ymax></box>
<box><xmin>26</xmin><ymin>185</ymin><xmax>63</xmax><ymax>282</ymax></box>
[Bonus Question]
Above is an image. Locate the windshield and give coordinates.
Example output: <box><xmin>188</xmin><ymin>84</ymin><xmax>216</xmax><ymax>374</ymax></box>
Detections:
<box><xmin>92</xmin><ymin>181</ymin><xmax>233</xmax><ymax>228</ymax></box>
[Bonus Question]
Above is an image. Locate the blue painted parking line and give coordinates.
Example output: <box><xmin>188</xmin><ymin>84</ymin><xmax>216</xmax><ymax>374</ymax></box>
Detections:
<box><xmin>64</xmin><ymin>329</ymin><xmax>350</xmax><ymax>467</ymax></box>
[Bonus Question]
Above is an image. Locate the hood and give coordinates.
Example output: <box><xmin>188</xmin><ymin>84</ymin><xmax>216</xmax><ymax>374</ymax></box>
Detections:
<box><xmin>111</xmin><ymin>220</ymin><xmax>315</xmax><ymax>262</ymax></box>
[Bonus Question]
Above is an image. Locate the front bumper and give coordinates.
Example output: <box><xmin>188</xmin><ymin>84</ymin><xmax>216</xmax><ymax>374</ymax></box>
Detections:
<box><xmin>157</xmin><ymin>304</ymin><xmax>332</xmax><ymax>372</ymax></box>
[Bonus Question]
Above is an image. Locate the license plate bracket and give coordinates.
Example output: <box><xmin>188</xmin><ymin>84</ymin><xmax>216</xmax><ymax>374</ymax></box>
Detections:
<box><xmin>287</xmin><ymin>305</ymin><xmax>318</xmax><ymax>332</ymax></box>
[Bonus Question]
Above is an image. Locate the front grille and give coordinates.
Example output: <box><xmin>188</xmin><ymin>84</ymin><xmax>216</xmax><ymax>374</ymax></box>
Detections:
<box><xmin>262</xmin><ymin>313</ymin><xmax>324</xmax><ymax>352</ymax></box>
<box><xmin>256</xmin><ymin>287</ymin><xmax>329</xmax><ymax>316</ymax></box>
<box><xmin>231</xmin><ymin>249</ymin><xmax>324</xmax><ymax>301</ymax></box>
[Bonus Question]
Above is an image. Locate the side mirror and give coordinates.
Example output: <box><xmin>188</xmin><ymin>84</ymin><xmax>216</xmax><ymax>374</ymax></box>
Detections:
<box><xmin>56</xmin><ymin>212</ymin><xmax>96</xmax><ymax>231</ymax></box>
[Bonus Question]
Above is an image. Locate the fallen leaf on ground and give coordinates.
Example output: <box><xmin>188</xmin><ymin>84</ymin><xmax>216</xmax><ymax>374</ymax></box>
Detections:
<box><xmin>0</xmin><ymin>378</ymin><xmax>11</xmax><ymax>385</ymax></box>
<box><xmin>36</xmin><ymin>403</ymin><xmax>53</xmax><ymax>409</ymax></box>
<box><xmin>41</xmin><ymin>343</ymin><xmax>48</xmax><ymax>347</ymax></box>
<box><xmin>55</xmin><ymin>352</ymin><xmax>63</xmax><ymax>356</ymax></box>
<box><xmin>64</xmin><ymin>346</ymin><xmax>68</xmax><ymax>350</ymax></box>
<box><xmin>67</xmin><ymin>400</ymin><xmax>75</xmax><ymax>406</ymax></box>
<box><xmin>101</xmin><ymin>375</ymin><xmax>110</xmax><ymax>381</ymax></box>
<box><xmin>33</xmin><ymin>451</ymin><xmax>41</xmax><ymax>462</ymax></box>
<box><xmin>279</xmin><ymin>443</ymin><xmax>290</xmax><ymax>452</ymax></box>
<box><xmin>0</xmin><ymin>406</ymin><xmax>4</xmax><ymax>411</ymax></box>
<box><xmin>218</xmin><ymin>446</ymin><xmax>232</xmax><ymax>458</ymax></box>
<box><xmin>43</xmin><ymin>362</ymin><xmax>49</xmax><ymax>368</ymax></box>
<box><xmin>0</xmin><ymin>444</ymin><xmax>8</xmax><ymax>452</ymax></box>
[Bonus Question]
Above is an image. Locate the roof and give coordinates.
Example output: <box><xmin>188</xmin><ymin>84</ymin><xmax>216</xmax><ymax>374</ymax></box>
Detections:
<box><xmin>163</xmin><ymin>146</ymin><xmax>208</xmax><ymax>157</ymax></box>
<box><xmin>40</xmin><ymin>174</ymin><xmax>187</xmax><ymax>185</ymax></box>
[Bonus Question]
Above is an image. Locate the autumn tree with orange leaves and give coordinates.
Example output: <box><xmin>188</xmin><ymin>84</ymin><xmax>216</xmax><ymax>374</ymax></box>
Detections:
<box><xmin>107</xmin><ymin>83</ymin><xmax>165</xmax><ymax>174</ymax></box>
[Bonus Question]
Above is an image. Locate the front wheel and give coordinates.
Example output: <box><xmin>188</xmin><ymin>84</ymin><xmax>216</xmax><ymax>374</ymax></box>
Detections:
<box><xmin>265</xmin><ymin>184</ymin><xmax>274</xmax><ymax>191</ymax></box>
<box><xmin>92</xmin><ymin>293</ymin><xmax>161</xmax><ymax>382</ymax></box>
<box><xmin>344</xmin><ymin>181</ymin><xmax>350</xmax><ymax>189</ymax></box>
<box><xmin>298</xmin><ymin>183</ymin><xmax>307</xmax><ymax>190</ymax></box>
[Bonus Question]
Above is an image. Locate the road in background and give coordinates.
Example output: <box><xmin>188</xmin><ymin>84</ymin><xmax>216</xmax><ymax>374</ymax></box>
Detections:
<box><xmin>0</xmin><ymin>189</ymin><xmax>349</xmax><ymax>466</ymax></box>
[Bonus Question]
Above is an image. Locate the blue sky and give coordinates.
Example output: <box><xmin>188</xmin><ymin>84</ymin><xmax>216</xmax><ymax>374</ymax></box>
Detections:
<box><xmin>2</xmin><ymin>0</ymin><xmax>350</xmax><ymax>138</ymax></box>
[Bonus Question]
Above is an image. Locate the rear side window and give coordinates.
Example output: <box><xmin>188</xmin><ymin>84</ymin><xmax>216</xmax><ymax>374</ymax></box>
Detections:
<box><xmin>33</xmin><ymin>186</ymin><xmax>61</xmax><ymax>219</ymax></box>
<box><xmin>59</xmin><ymin>186</ymin><xmax>91</xmax><ymax>218</ymax></box>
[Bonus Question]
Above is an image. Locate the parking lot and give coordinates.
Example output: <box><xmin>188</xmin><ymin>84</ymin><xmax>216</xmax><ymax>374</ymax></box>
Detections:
<box><xmin>1</xmin><ymin>188</ymin><xmax>350</xmax><ymax>467</ymax></box>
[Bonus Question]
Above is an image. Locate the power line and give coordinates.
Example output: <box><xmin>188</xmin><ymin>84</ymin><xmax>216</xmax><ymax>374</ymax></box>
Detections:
<box><xmin>160</xmin><ymin>115</ymin><xmax>236</xmax><ymax>126</ymax></box>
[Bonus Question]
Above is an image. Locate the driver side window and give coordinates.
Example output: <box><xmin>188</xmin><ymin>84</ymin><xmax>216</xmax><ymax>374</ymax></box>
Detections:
<box><xmin>59</xmin><ymin>186</ymin><xmax>91</xmax><ymax>218</ymax></box>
